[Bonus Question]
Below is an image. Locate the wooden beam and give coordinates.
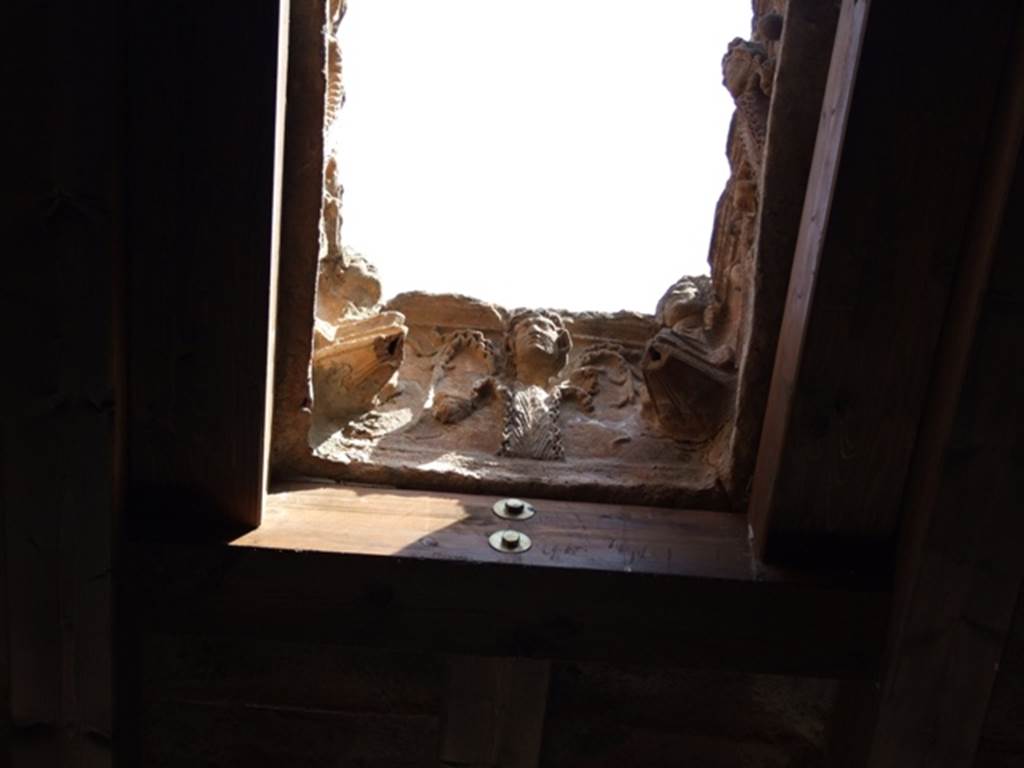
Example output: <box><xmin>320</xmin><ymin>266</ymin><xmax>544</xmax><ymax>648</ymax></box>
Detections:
<box><xmin>442</xmin><ymin>657</ymin><xmax>550</xmax><ymax>768</ymax></box>
<box><xmin>750</xmin><ymin>0</ymin><xmax>1021</xmax><ymax>565</ymax></box>
<box><xmin>749</xmin><ymin>0</ymin><xmax>870</xmax><ymax>558</ymax></box>
<box><xmin>862</xmin><ymin>6</ymin><xmax>1024</xmax><ymax>764</ymax></box>
<box><xmin>125</xmin><ymin>483</ymin><xmax>888</xmax><ymax>679</ymax></box>
<box><xmin>246</xmin><ymin>483</ymin><xmax>755</xmax><ymax>577</ymax></box>
<box><xmin>125</xmin><ymin>0</ymin><xmax>286</xmax><ymax>529</ymax></box>
<box><xmin>974</xmin><ymin>586</ymin><xmax>1024</xmax><ymax>765</ymax></box>
<box><xmin>269</xmin><ymin>0</ymin><xmax>324</xmax><ymax>483</ymax></box>
<box><xmin>5</xmin><ymin>1</ymin><xmax>126</xmax><ymax>764</ymax></box>
<box><xmin>728</xmin><ymin>0</ymin><xmax>840</xmax><ymax>505</ymax></box>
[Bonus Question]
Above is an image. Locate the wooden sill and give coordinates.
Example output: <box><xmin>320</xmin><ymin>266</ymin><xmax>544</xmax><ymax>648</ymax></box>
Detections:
<box><xmin>245</xmin><ymin>482</ymin><xmax>754</xmax><ymax>580</ymax></box>
<box><xmin>129</xmin><ymin>480</ymin><xmax>886</xmax><ymax>678</ymax></box>
<box><xmin>126</xmin><ymin>482</ymin><xmax>889</xmax><ymax>679</ymax></box>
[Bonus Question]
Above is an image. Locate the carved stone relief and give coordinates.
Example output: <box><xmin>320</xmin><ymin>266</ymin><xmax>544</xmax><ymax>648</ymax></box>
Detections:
<box><xmin>300</xmin><ymin>1</ymin><xmax>797</xmax><ymax>506</ymax></box>
<box><xmin>641</xmin><ymin>6</ymin><xmax>783</xmax><ymax>451</ymax></box>
<box><xmin>306</xmin><ymin>266</ymin><xmax>721</xmax><ymax>503</ymax></box>
<box><xmin>312</xmin><ymin>250</ymin><xmax>406</xmax><ymax>417</ymax></box>
<box><xmin>322</xmin><ymin>0</ymin><xmax>347</xmax><ymax>262</ymax></box>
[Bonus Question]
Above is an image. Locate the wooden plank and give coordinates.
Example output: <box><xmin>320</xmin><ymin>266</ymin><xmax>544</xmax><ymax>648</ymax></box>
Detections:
<box><xmin>125</xmin><ymin>0</ymin><xmax>286</xmax><ymax>529</ymax></box>
<box><xmin>10</xmin><ymin>737</ymin><xmax>59</xmax><ymax>768</ymax></box>
<box><xmin>750</xmin><ymin>0</ymin><xmax>1020</xmax><ymax>564</ymax></box>
<box><xmin>727</xmin><ymin>0</ymin><xmax>840</xmax><ymax>505</ymax></box>
<box><xmin>0</xmin><ymin>451</ymin><xmax>7</xmax><ymax>757</ymax></box>
<box><xmin>4</xmin><ymin>178</ymin><xmax>118</xmax><ymax>768</ymax></box>
<box><xmin>117</xmin><ymin>630</ymin><xmax>442</xmax><ymax>764</ymax></box>
<box><xmin>132</xmin><ymin>546</ymin><xmax>887</xmax><ymax>678</ymax></box>
<box><xmin>137</xmin><ymin>698</ymin><xmax>437</xmax><ymax>767</ymax></box>
<box><xmin>826</xmin><ymin>681</ymin><xmax>879</xmax><ymax>768</ymax></box>
<box><xmin>442</xmin><ymin>657</ymin><xmax>550</xmax><ymax>768</ymax></box>
<box><xmin>862</xmin><ymin>9</ymin><xmax>1024</xmax><ymax>764</ymax></box>
<box><xmin>268</xmin><ymin>0</ymin><xmax>325</xmax><ymax>480</ymax></box>
<box><xmin>867</xmin><ymin>188</ymin><xmax>1024</xmax><ymax>766</ymax></box>
<box><xmin>250</xmin><ymin>483</ymin><xmax>753</xmax><ymax>578</ymax></box>
<box><xmin>487</xmin><ymin>660</ymin><xmax>549</xmax><ymax>768</ymax></box>
<box><xmin>749</xmin><ymin>0</ymin><xmax>870</xmax><ymax>554</ymax></box>
<box><xmin>5</xmin><ymin>4</ymin><xmax>124</xmax><ymax>766</ymax></box>
<box><xmin>137</xmin><ymin>633</ymin><xmax>442</xmax><ymax>716</ymax></box>
<box><xmin>123</xmin><ymin>630</ymin><xmax>441</xmax><ymax>765</ymax></box>
<box><xmin>125</xmin><ymin>484</ymin><xmax>888</xmax><ymax>678</ymax></box>
<box><xmin>264</xmin><ymin>0</ymin><xmax>291</xmax><ymax>506</ymax></box>
<box><xmin>974</xmin><ymin>586</ymin><xmax>1024</xmax><ymax>766</ymax></box>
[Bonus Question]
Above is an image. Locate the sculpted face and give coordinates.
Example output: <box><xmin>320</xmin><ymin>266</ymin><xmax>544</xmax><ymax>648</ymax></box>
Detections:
<box><xmin>658</xmin><ymin>275</ymin><xmax>711</xmax><ymax>331</ymax></box>
<box><xmin>515</xmin><ymin>313</ymin><xmax>559</xmax><ymax>357</ymax></box>
<box><xmin>509</xmin><ymin>311</ymin><xmax>570</xmax><ymax>386</ymax></box>
<box><xmin>722</xmin><ymin>39</ymin><xmax>768</xmax><ymax>99</ymax></box>
<box><xmin>722</xmin><ymin>47</ymin><xmax>752</xmax><ymax>98</ymax></box>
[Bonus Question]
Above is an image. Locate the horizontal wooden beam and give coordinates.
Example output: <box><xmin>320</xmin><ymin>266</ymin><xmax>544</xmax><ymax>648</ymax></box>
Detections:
<box><xmin>125</xmin><ymin>484</ymin><xmax>888</xmax><ymax>678</ymax></box>
<box><xmin>245</xmin><ymin>484</ymin><xmax>754</xmax><ymax>578</ymax></box>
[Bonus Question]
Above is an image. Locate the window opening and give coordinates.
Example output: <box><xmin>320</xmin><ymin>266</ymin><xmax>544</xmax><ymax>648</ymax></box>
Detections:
<box><xmin>335</xmin><ymin>0</ymin><xmax>750</xmax><ymax>312</ymax></box>
<box><xmin>303</xmin><ymin>0</ymin><xmax>786</xmax><ymax>507</ymax></box>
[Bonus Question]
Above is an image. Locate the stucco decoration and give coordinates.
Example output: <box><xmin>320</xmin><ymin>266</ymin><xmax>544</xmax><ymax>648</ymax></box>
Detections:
<box><xmin>643</xmin><ymin>9</ymin><xmax>781</xmax><ymax>448</ymax></box>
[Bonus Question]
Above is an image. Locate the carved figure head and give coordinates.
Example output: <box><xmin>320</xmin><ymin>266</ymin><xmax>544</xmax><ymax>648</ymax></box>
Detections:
<box><xmin>722</xmin><ymin>38</ymin><xmax>771</xmax><ymax>99</ymax></box>
<box><xmin>657</xmin><ymin>275</ymin><xmax>712</xmax><ymax>330</ymax></box>
<box><xmin>506</xmin><ymin>309</ymin><xmax>572</xmax><ymax>387</ymax></box>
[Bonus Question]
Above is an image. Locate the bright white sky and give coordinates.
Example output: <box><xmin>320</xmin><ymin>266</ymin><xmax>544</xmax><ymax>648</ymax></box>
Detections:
<box><xmin>336</xmin><ymin>1</ymin><xmax>751</xmax><ymax>313</ymax></box>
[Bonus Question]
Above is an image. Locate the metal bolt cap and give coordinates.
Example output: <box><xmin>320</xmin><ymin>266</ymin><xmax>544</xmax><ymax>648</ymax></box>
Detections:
<box><xmin>488</xmin><ymin>529</ymin><xmax>532</xmax><ymax>553</ymax></box>
<box><xmin>492</xmin><ymin>498</ymin><xmax>536</xmax><ymax>520</ymax></box>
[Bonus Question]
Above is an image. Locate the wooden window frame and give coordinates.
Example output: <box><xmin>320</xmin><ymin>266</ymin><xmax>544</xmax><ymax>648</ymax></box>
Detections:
<box><xmin>121</xmin><ymin>0</ymin><xmax>1024</xmax><ymax>760</ymax></box>
<box><xmin>132</xmin><ymin>0</ymin><xmax>1014</xmax><ymax>681</ymax></box>
<box><xmin>186</xmin><ymin>0</ymin><xmax>883</xmax><ymax>678</ymax></box>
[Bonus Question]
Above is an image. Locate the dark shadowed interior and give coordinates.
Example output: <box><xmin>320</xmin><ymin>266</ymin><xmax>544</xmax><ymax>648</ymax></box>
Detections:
<box><xmin>5</xmin><ymin>0</ymin><xmax>1024</xmax><ymax>766</ymax></box>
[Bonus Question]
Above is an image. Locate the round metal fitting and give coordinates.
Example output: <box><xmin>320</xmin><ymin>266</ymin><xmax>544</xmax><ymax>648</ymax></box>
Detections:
<box><xmin>492</xmin><ymin>498</ymin><xmax>536</xmax><ymax>521</ymax></box>
<box><xmin>488</xmin><ymin>529</ymin><xmax>532</xmax><ymax>553</ymax></box>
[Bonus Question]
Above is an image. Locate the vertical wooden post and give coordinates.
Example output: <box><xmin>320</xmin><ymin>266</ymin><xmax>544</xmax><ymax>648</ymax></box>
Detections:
<box><xmin>125</xmin><ymin>0</ymin><xmax>287</xmax><ymax>530</ymax></box>
<box><xmin>748</xmin><ymin>0</ymin><xmax>871</xmax><ymax>558</ymax></box>
<box><xmin>442</xmin><ymin>657</ymin><xmax>551</xmax><ymax>768</ymax></box>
